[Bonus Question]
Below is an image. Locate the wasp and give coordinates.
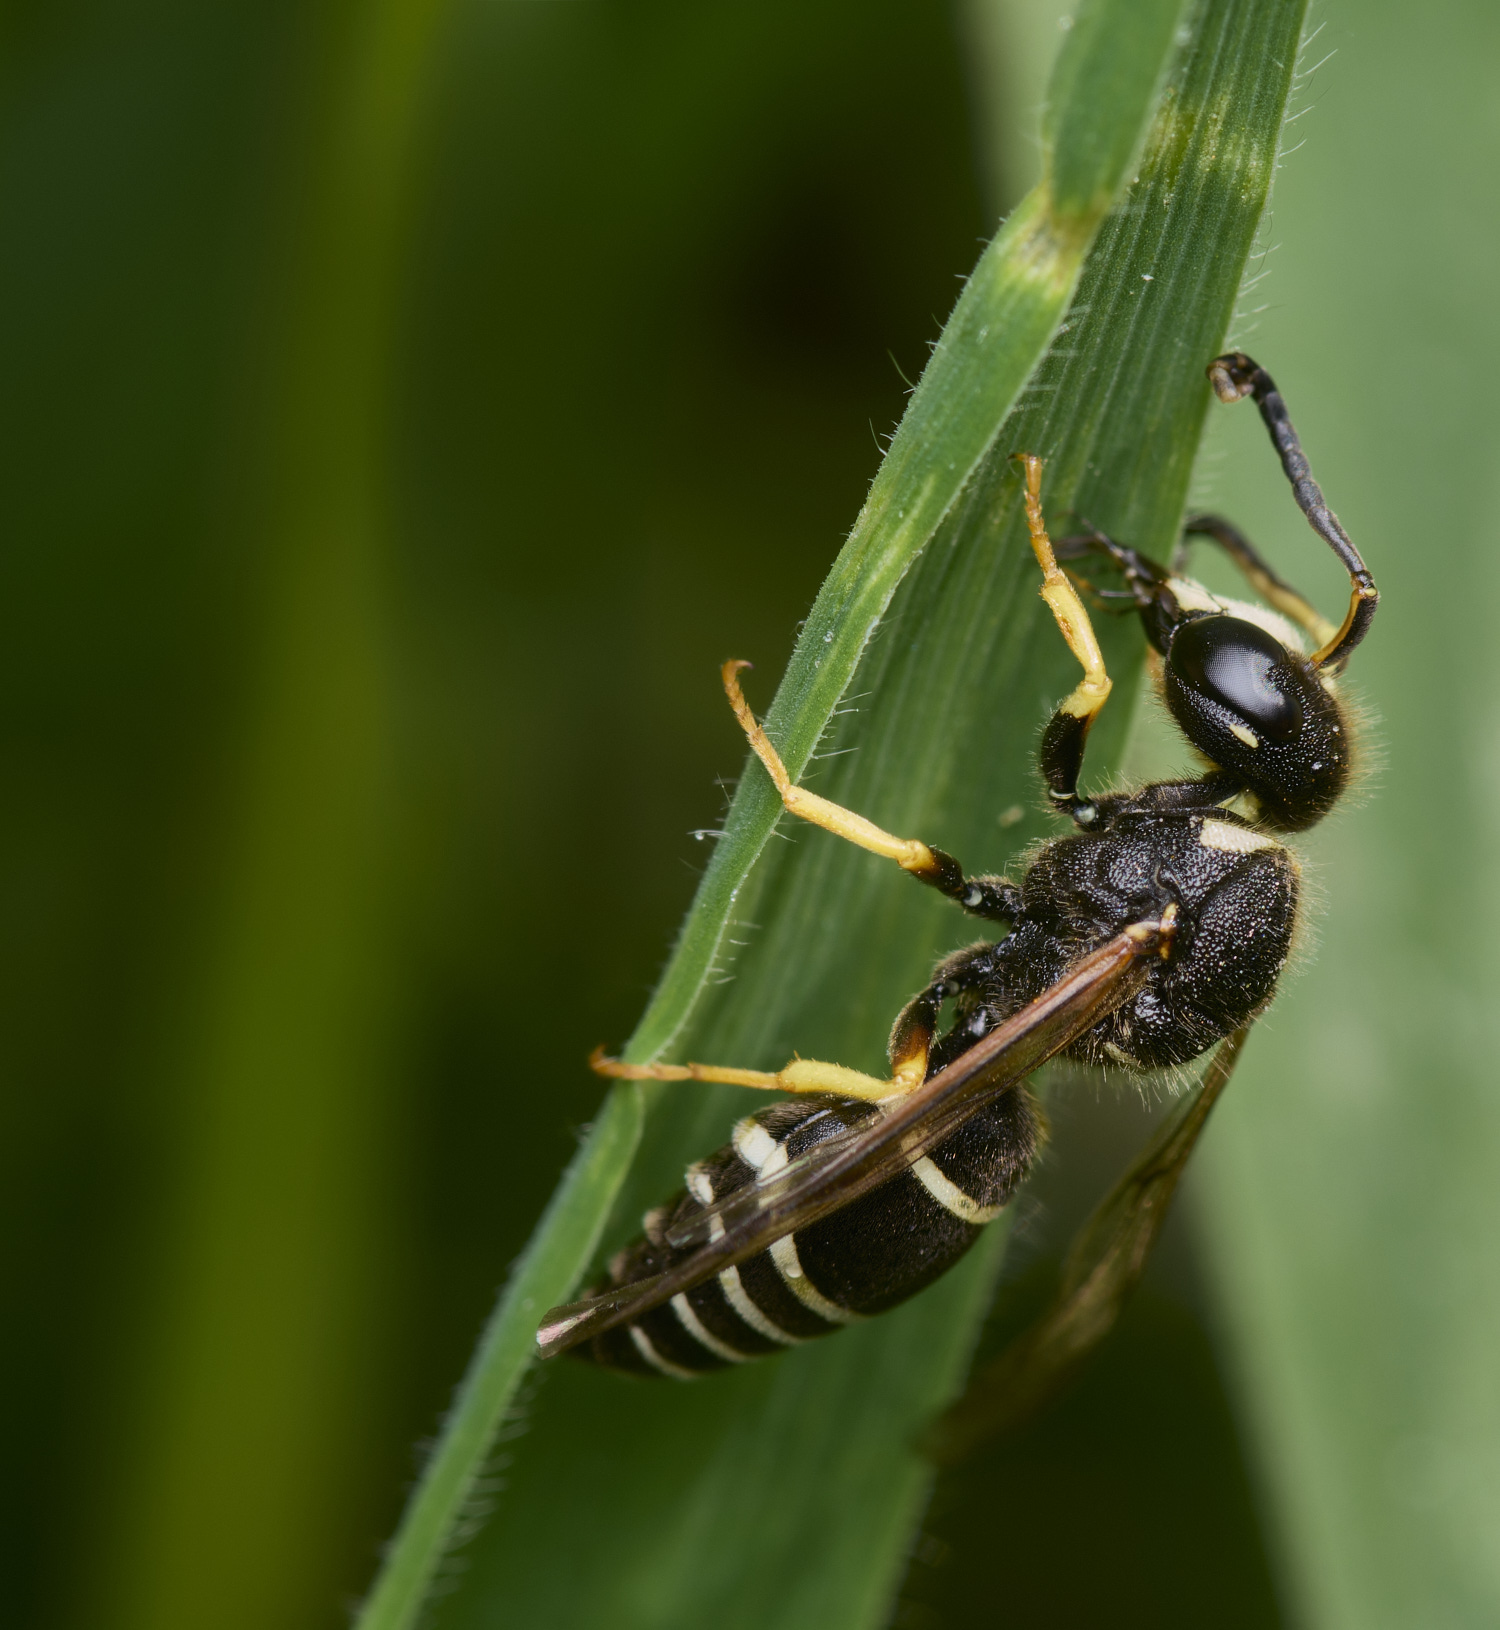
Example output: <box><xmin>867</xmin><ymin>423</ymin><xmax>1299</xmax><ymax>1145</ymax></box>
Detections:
<box><xmin>537</xmin><ymin>354</ymin><xmax>1376</xmax><ymax>1440</ymax></box>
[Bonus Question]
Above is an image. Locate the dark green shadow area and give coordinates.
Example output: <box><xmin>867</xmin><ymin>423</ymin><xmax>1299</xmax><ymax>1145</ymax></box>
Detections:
<box><xmin>899</xmin><ymin>1272</ymin><xmax>1282</xmax><ymax>1630</ymax></box>
<box><xmin>892</xmin><ymin>1061</ymin><xmax>1285</xmax><ymax>1629</ymax></box>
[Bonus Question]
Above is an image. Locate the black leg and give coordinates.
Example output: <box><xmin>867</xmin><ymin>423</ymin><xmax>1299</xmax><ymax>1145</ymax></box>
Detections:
<box><xmin>1208</xmin><ymin>353</ymin><xmax>1378</xmax><ymax>671</ymax></box>
<box><xmin>887</xmin><ymin>941</ymin><xmax>997</xmax><ymax>1081</ymax></box>
<box><xmin>1054</xmin><ymin>528</ymin><xmax>1169</xmax><ymax>614</ymax></box>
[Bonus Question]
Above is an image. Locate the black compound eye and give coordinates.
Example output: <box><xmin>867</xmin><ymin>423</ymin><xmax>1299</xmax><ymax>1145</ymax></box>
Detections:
<box><xmin>1166</xmin><ymin>615</ymin><xmax>1303</xmax><ymax>744</ymax></box>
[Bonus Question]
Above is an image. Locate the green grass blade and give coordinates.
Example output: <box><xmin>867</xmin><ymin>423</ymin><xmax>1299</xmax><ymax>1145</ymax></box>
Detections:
<box><xmin>360</xmin><ymin>1</ymin><xmax>1311</xmax><ymax>1624</ymax></box>
<box><xmin>352</xmin><ymin>4</ymin><xmax>1188</xmax><ymax>1625</ymax></box>
<box><xmin>427</xmin><ymin>0</ymin><xmax>1306</xmax><ymax>1617</ymax></box>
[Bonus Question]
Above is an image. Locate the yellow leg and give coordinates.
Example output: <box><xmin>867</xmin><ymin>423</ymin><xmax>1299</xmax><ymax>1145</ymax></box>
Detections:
<box><xmin>1016</xmin><ymin>453</ymin><xmax>1112</xmax><ymax>727</ymax></box>
<box><xmin>591</xmin><ymin>1045</ymin><xmax>927</xmax><ymax>1106</ymax></box>
<box><xmin>1311</xmin><ymin>582</ymin><xmax>1379</xmax><ymax>672</ymax></box>
<box><xmin>589</xmin><ymin>946</ymin><xmax>979</xmax><ymax>1111</ymax></box>
<box><xmin>722</xmin><ymin>659</ymin><xmax>943</xmax><ymax>878</ymax></box>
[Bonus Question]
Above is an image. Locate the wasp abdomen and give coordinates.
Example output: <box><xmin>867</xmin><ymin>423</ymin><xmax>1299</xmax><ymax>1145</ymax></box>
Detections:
<box><xmin>578</xmin><ymin>1089</ymin><xmax>1039</xmax><ymax>1378</ymax></box>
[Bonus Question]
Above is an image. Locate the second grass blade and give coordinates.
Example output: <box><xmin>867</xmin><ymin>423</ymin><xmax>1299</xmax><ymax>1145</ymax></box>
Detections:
<box><xmin>353</xmin><ymin>3</ymin><xmax>1191</xmax><ymax>1625</ymax></box>
<box><xmin>424</xmin><ymin>1</ymin><xmax>1308</xmax><ymax>1626</ymax></box>
<box><xmin>366</xmin><ymin>3</ymin><xmax>1310</xmax><ymax>1630</ymax></box>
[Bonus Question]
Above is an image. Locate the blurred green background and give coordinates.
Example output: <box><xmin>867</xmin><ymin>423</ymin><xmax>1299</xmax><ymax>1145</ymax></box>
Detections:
<box><xmin>2</xmin><ymin>2</ymin><xmax>1497</xmax><ymax>1628</ymax></box>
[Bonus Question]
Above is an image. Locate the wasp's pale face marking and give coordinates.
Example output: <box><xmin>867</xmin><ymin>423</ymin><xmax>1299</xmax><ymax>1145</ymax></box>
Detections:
<box><xmin>1165</xmin><ymin>575</ymin><xmax>1307</xmax><ymax>652</ymax></box>
<box><xmin>1166</xmin><ymin>575</ymin><xmax>1223</xmax><ymax>616</ymax></box>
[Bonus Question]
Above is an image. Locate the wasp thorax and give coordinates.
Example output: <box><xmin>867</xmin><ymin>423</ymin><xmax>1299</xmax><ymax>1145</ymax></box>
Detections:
<box><xmin>1163</xmin><ymin>612</ymin><xmax>1348</xmax><ymax>831</ymax></box>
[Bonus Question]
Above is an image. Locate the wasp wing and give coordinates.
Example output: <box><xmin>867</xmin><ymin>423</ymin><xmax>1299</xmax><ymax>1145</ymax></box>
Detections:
<box><xmin>536</xmin><ymin>920</ymin><xmax>1168</xmax><ymax>1361</ymax></box>
<box><xmin>921</xmin><ymin>1022</ymin><xmax>1250</xmax><ymax>1461</ymax></box>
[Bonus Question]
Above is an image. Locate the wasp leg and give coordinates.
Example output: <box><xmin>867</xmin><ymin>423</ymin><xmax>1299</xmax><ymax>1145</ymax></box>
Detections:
<box><xmin>722</xmin><ymin>660</ymin><xmax>1020</xmax><ymax>921</ymax></box>
<box><xmin>593</xmin><ymin>945</ymin><xmax>995</xmax><ymax>1107</ymax></box>
<box><xmin>1013</xmin><ymin>453</ymin><xmax>1113</xmax><ymax>826</ymax></box>
<box><xmin>885</xmin><ymin>940</ymin><xmax>997</xmax><ymax>1087</ymax></box>
<box><xmin>591</xmin><ymin>1049</ymin><xmax>899</xmax><ymax>1106</ymax></box>
<box><xmin>1208</xmin><ymin>352</ymin><xmax>1377</xmax><ymax>672</ymax></box>
<box><xmin>1178</xmin><ymin>513</ymin><xmax>1338</xmax><ymax>650</ymax></box>
<box><xmin>1053</xmin><ymin>528</ymin><xmax>1167</xmax><ymax>616</ymax></box>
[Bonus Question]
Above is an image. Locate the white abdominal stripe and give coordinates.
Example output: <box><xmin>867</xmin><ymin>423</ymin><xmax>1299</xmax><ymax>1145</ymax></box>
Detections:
<box><xmin>588</xmin><ymin>1092</ymin><xmax>1023</xmax><ymax>1379</ymax></box>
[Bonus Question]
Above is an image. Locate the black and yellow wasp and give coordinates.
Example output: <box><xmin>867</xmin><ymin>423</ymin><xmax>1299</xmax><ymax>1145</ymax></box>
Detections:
<box><xmin>537</xmin><ymin>354</ymin><xmax>1376</xmax><ymax>1445</ymax></box>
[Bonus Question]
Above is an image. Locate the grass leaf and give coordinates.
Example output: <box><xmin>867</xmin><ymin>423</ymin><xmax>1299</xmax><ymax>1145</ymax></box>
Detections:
<box><xmin>357</xmin><ymin>2</ymin><xmax>1307</xmax><ymax>1626</ymax></box>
